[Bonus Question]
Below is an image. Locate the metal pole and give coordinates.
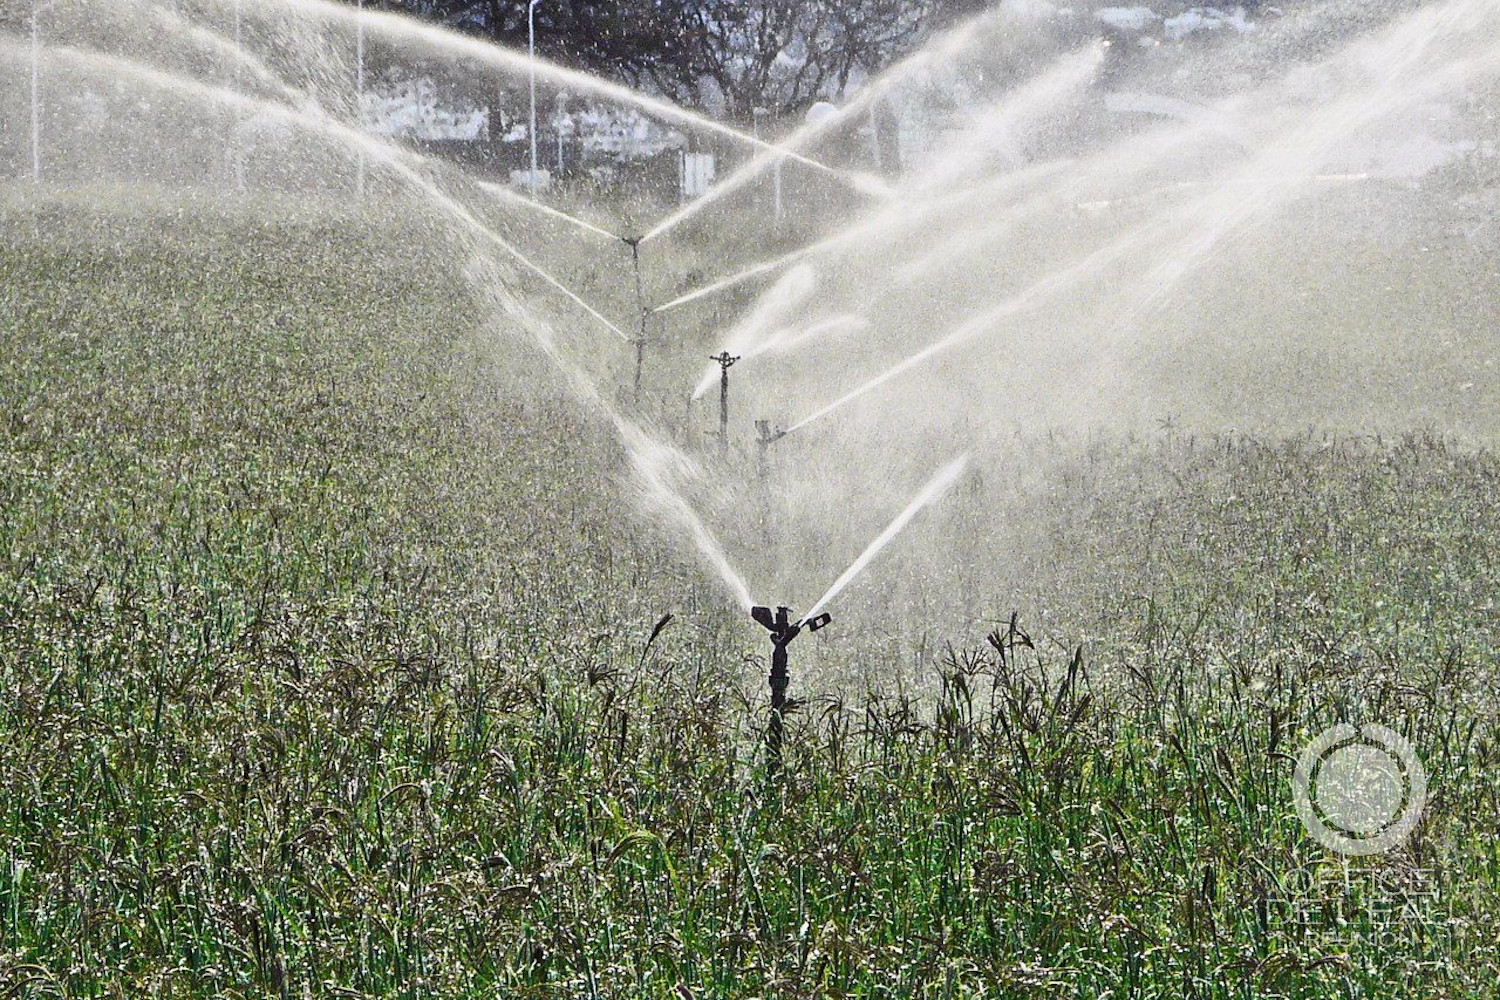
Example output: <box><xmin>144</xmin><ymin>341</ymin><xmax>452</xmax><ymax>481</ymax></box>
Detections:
<box><xmin>768</xmin><ymin>607</ymin><xmax>791</xmax><ymax>773</ymax></box>
<box><xmin>233</xmin><ymin>0</ymin><xmax>245</xmax><ymax>193</ymax></box>
<box><xmin>529</xmin><ymin>0</ymin><xmax>540</xmax><ymax>196</ymax></box>
<box><xmin>712</xmin><ymin>351</ymin><xmax>740</xmax><ymax>453</ymax></box>
<box><xmin>635</xmin><ymin>328</ymin><xmax>646</xmax><ymax>401</ymax></box>
<box><xmin>720</xmin><ymin>360</ymin><xmax>731</xmax><ymax>448</ymax></box>
<box><xmin>30</xmin><ymin>2</ymin><xmax>41</xmax><ymax>185</ymax></box>
<box><xmin>627</xmin><ymin>238</ymin><xmax>648</xmax><ymax>402</ymax></box>
<box><xmin>355</xmin><ymin>0</ymin><xmax>366</xmax><ymax>197</ymax></box>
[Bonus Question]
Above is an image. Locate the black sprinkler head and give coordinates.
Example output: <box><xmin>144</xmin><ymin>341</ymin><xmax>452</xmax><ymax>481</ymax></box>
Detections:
<box><xmin>751</xmin><ymin>606</ymin><xmax>831</xmax><ymax>645</ymax></box>
<box><xmin>621</xmin><ymin>235</ymin><xmax>642</xmax><ymax>248</ymax></box>
<box><xmin>755</xmin><ymin>420</ymin><xmax>788</xmax><ymax>446</ymax></box>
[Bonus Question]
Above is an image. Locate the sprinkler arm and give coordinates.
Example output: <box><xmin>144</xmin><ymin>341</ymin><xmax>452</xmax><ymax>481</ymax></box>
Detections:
<box><xmin>750</xmin><ymin>606</ymin><xmax>832</xmax><ymax>647</ymax></box>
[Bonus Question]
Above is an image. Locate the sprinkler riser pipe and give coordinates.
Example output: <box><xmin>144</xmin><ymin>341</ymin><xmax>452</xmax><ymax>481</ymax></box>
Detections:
<box><xmin>753</xmin><ymin>605</ymin><xmax>824</xmax><ymax>775</ymax></box>
<box><xmin>768</xmin><ymin>640</ymin><xmax>789</xmax><ymax>768</ymax></box>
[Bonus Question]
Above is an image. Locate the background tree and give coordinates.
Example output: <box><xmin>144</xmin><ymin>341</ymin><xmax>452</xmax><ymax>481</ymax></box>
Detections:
<box><xmin>366</xmin><ymin>0</ymin><xmax>941</xmax><ymax>120</ymax></box>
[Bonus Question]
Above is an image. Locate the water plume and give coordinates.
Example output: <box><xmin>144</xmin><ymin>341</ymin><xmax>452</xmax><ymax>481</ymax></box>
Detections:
<box><xmin>635</xmin><ymin>8</ymin><xmax>1019</xmax><ymax>243</ymax></box>
<box><xmin>246</xmin><ymin>0</ymin><xmax>852</xmax><ymax>180</ymax></box>
<box><xmin>690</xmin><ymin>264</ymin><xmax>819</xmax><ymax>399</ymax></box>
<box><xmin>780</xmin><ymin>0</ymin><xmax>1500</xmax><ymax>436</ymax></box>
<box><xmin>15</xmin><ymin>0</ymin><xmax>1500</xmax><ymax>669</ymax></box>
<box><xmin>474</xmin><ymin>180</ymin><xmax>623</xmax><ymax>243</ymax></box>
<box><xmin>904</xmin><ymin>44</ymin><xmax>1105</xmax><ymax>194</ymax></box>
<box><xmin>50</xmin><ymin>30</ymin><xmax>761</xmax><ymax>610</ymax></box>
<box><xmin>802</xmin><ymin>455</ymin><xmax>970</xmax><ymax>624</ymax></box>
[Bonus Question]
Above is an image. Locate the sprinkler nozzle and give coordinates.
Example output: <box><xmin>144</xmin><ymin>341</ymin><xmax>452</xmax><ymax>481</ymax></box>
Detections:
<box><xmin>621</xmin><ymin>235</ymin><xmax>642</xmax><ymax>249</ymax></box>
<box><xmin>751</xmin><ymin>605</ymin><xmax>801</xmax><ymax>646</ymax></box>
<box><xmin>751</xmin><ymin>605</ymin><xmax>831</xmax><ymax>646</ymax></box>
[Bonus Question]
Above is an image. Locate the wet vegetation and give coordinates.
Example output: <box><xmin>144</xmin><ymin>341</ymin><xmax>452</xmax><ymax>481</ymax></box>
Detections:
<box><xmin>1</xmin><ymin>202</ymin><xmax>1497</xmax><ymax>998</ymax></box>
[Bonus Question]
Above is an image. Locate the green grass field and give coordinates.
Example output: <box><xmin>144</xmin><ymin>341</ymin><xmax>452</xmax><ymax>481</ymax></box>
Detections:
<box><xmin>1</xmin><ymin>198</ymin><xmax>1497</xmax><ymax>998</ymax></box>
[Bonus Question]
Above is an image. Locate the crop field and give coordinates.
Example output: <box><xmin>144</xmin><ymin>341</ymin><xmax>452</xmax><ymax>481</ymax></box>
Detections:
<box><xmin>2</xmin><ymin>198</ymin><xmax>1497</xmax><ymax>998</ymax></box>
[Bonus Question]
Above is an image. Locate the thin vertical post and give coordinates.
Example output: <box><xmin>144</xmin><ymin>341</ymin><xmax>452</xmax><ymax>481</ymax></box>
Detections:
<box><xmin>355</xmin><ymin>0</ymin><xmax>366</xmax><ymax>197</ymax></box>
<box><xmin>554</xmin><ymin>92</ymin><xmax>565</xmax><ymax>175</ymax></box>
<box><xmin>232</xmin><ymin>0</ymin><xmax>245</xmax><ymax>192</ymax></box>
<box><xmin>767</xmin><ymin>607</ymin><xmax>791</xmax><ymax>774</ymax></box>
<box><xmin>30</xmin><ymin>2</ymin><xmax>41</xmax><ymax>185</ymax></box>
<box><xmin>635</xmin><ymin>331</ymin><xmax>646</xmax><ymax>401</ymax></box>
<box><xmin>528</xmin><ymin>0</ymin><xmax>540</xmax><ymax>195</ymax></box>
<box><xmin>627</xmin><ymin>237</ymin><xmax>649</xmax><ymax>403</ymax></box>
<box><xmin>711</xmin><ymin>351</ymin><xmax>740</xmax><ymax>453</ymax></box>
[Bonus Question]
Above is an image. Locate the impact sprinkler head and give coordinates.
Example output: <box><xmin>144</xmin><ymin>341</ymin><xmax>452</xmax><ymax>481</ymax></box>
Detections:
<box><xmin>620</xmin><ymin>235</ymin><xmax>643</xmax><ymax>249</ymax></box>
<box><xmin>752</xmin><ymin>605</ymin><xmax>832</xmax><ymax>773</ymax></box>
<box><xmin>755</xmin><ymin>421</ymin><xmax>788</xmax><ymax>447</ymax></box>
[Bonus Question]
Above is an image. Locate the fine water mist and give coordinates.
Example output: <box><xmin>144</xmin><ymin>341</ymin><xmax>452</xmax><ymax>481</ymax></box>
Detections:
<box><xmin>6</xmin><ymin>0</ymin><xmax>1499</xmax><ymax>685</ymax></box>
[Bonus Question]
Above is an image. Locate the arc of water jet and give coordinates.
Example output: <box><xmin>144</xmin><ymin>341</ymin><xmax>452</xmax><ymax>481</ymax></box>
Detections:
<box><xmin>801</xmin><ymin>454</ymin><xmax>970</xmax><ymax>624</ymax></box>
<box><xmin>903</xmin><ymin>44</ymin><xmax>1105</xmax><ymax>196</ymax></box>
<box><xmin>655</xmin><ymin>158</ymin><xmax>1076</xmax><ymax>316</ymax></box>
<box><xmin>495</xmin><ymin>237</ymin><xmax>631</xmax><ymax>341</ymax></box>
<box><xmin>36</xmin><ymin>38</ymin><xmax>756</xmax><ymax>608</ymax></box>
<box><xmin>654</xmin><ymin>242</ymin><xmax>826</xmax><ymax>315</ymax></box>
<box><xmin>1125</xmin><ymin>8</ymin><xmax>1500</xmax><ymax>319</ymax></box>
<box><xmin>639</xmin><ymin>6</ymin><xmax>1013</xmax><ymax>244</ymax></box>
<box><xmin>474</xmin><ymin>179</ymin><xmax>622</xmax><ymax>242</ymax></box>
<box><xmin>144</xmin><ymin>0</ymin><xmax>311</xmax><ymax>107</ymax></box>
<box><xmin>690</xmin><ymin>314</ymin><xmax>868</xmax><ymax>399</ymax></box>
<box><xmin>768</xmin><ymin>314</ymin><xmax>869</xmax><ymax>354</ymax></box>
<box><xmin>783</xmin><ymin>0</ymin><xmax>1500</xmax><ymax>437</ymax></box>
<box><xmin>621</xmin><ymin>426</ymin><xmax>756</xmax><ymax>611</ymax></box>
<box><xmin>688</xmin><ymin>264</ymin><xmax>818</xmax><ymax>398</ymax></box>
<box><xmin>29</xmin><ymin>38</ymin><xmax>630</xmax><ymax>343</ymax></box>
<box><xmin>243</xmin><ymin>0</ymin><xmax>849</xmax><ymax>183</ymax></box>
<box><xmin>1103</xmin><ymin>91</ymin><xmax>1254</xmax><ymax>154</ymax></box>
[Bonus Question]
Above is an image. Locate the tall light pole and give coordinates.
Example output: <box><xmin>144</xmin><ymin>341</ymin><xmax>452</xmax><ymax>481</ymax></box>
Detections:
<box><xmin>555</xmin><ymin>91</ymin><xmax>566</xmax><ymax>175</ymax></box>
<box><xmin>231</xmin><ymin>0</ymin><xmax>245</xmax><ymax>192</ymax></box>
<box><xmin>30</xmin><ymin>0</ymin><xmax>51</xmax><ymax>185</ymax></box>
<box><xmin>355</xmin><ymin>0</ymin><xmax>366</xmax><ymax>197</ymax></box>
<box><xmin>29</xmin><ymin>0</ymin><xmax>66</xmax><ymax>186</ymax></box>
<box><xmin>30</xmin><ymin>3</ymin><xmax>41</xmax><ymax>185</ymax></box>
<box><xmin>528</xmin><ymin>0</ymin><xmax>541</xmax><ymax>195</ymax></box>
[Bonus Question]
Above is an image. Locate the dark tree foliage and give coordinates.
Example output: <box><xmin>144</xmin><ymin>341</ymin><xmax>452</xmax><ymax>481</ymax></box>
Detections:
<box><xmin>363</xmin><ymin>0</ymin><xmax>940</xmax><ymax>119</ymax></box>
